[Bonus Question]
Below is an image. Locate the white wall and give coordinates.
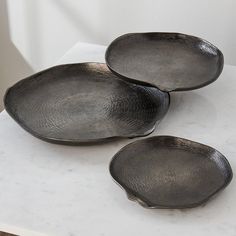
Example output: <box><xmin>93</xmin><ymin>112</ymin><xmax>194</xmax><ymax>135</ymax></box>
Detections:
<box><xmin>0</xmin><ymin>0</ymin><xmax>34</xmax><ymax>111</ymax></box>
<box><xmin>1</xmin><ymin>0</ymin><xmax>236</xmax><ymax>110</ymax></box>
<box><xmin>7</xmin><ymin>0</ymin><xmax>236</xmax><ymax>70</ymax></box>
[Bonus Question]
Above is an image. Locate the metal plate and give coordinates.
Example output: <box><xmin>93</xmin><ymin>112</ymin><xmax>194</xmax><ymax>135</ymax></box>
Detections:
<box><xmin>4</xmin><ymin>63</ymin><xmax>169</xmax><ymax>144</ymax></box>
<box><xmin>110</xmin><ymin>136</ymin><xmax>232</xmax><ymax>209</ymax></box>
<box><xmin>106</xmin><ymin>32</ymin><xmax>224</xmax><ymax>92</ymax></box>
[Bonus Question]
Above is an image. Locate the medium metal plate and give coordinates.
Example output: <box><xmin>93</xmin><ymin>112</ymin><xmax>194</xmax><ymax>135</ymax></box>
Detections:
<box><xmin>110</xmin><ymin>136</ymin><xmax>232</xmax><ymax>209</ymax></box>
<box><xmin>106</xmin><ymin>33</ymin><xmax>224</xmax><ymax>92</ymax></box>
<box><xmin>4</xmin><ymin>63</ymin><xmax>169</xmax><ymax>144</ymax></box>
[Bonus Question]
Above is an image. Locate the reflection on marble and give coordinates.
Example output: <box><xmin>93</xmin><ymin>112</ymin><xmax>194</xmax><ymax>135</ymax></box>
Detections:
<box><xmin>0</xmin><ymin>42</ymin><xmax>235</xmax><ymax>236</ymax></box>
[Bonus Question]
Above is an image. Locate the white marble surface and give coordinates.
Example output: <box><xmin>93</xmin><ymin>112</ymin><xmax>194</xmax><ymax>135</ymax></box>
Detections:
<box><xmin>0</xmin><ymin>42</ymin><xmax>236</xmax><ymax>236</ymax></box>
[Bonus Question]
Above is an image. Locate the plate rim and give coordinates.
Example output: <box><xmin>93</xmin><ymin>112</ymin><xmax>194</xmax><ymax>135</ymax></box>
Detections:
<box><xmin>105</xmin><ymin>32</ymin><xmax>224</xmax><ymax>92</ymax></box>
<box><xmin>109</xmin><ymin>135</ymin><xmax>233</xmax><ymax>209</ymax></box>
<box><xmin>4</xmin><ymin>62</ymin><xmax>170</xmax><ymax>145</ymax></box>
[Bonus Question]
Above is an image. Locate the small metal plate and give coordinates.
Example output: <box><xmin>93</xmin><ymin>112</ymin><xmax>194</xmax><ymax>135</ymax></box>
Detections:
<box><xmin>106</xmin><ymin>32</ymin><xmax>224</xmax><ymax>92</ymax></box>
<box><xmin>110</xmin><ymin>136</ymin><xmax>232</xmax><ymax>209</ymax></box>
<box><xmin>4</xmin><ymin>63</ymin><xmax>169</xmax><ymax>144</ymax></box>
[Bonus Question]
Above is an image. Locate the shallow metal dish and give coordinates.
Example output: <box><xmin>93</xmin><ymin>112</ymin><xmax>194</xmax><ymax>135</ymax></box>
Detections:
<box><xmin>110</xmin><ymin>136</ymin><xmax>232</xmax><ymax>209</ymax></box>
<box><xmin>4</xmin><ymin>63</ymin><xmax>169</xmax><ymax>144</ymax></box>
<box><xmin>106</xmin><ymin>32</ymin><xmax>224</xmax><ymax>92</ymax></box>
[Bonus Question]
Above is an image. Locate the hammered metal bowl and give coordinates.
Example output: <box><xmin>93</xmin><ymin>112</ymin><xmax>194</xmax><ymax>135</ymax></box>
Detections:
<box><xmin>110</xmin><ymin>136</ymin><xmax>232</xmax><ymax>209</ymax></box>
<box><xmin>106</xmin><ymin>32</ymin><xmax>224</xmax><ymax>92</ymax></box>
<box><xmin>4</xmin><ymin>63</ymin><xmax>169</xmax><ymax>144</ymax></box>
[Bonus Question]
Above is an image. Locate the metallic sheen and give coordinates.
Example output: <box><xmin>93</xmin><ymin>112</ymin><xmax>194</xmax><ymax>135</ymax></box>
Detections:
<box><xmin>110</xmin><ymin>136</ymin><xmax>232</xmax><ymax>209</ymax></box>
<box><xmin>106</xmin><ymin>32</ymin><xmax>224</xmax><ymax>92</ymax></box>
<box><xmin>4</xmin><ymin>63</ymin><xmax>169</xmax><ymax>144</ymax></box>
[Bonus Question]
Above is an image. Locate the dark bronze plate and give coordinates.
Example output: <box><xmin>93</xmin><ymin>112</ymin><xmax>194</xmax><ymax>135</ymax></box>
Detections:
<box><xmin>4</xmin><ymin>63</ymin><xmax>169</xmax><ymax>144</ymax></box>
<box><xmin>106</xmin><ymin>32</ymin><xmax>224</xmax><ymax>92</ymax></box>
<box><xmin>0</xmin><ymin>232</ymin><xmax>18</xmax><ymax>236</ymax></box>
<box><xmin>110</xmin><ymin>136</ymin><xmax>232</xmax><ymax>209</ymax></box>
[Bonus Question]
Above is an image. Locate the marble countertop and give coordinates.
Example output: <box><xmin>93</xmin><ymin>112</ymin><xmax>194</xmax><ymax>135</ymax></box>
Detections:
<box><xmin>0</xmin><ymin>42</ymin><xmax>235</xmax><ymax>236</ymax></box>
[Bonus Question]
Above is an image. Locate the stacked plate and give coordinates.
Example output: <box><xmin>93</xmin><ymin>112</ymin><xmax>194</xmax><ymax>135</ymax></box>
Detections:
<box><xmin>4</xmin><ymin>32</ymin><xmax>232</xmax><ymax>208</ymax></box>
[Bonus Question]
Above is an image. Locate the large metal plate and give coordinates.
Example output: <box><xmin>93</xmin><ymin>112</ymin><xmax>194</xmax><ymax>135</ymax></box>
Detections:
<box><xmin>110</xmin><ymin>136</ymin><xmax>232</xmax><ymax>209</ymax></box>
<box><xmin>106</xmin><ymin>33</ymin><xmax>224</xmax><ymax>91</ymax></box>
<box><xmin>4</xmin><ymin>63</ymin><xmax>169</xmax><ymax>144</ymax></box>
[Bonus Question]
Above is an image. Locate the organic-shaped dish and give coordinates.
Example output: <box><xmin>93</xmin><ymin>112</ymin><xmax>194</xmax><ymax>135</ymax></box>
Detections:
<box><xmin>106</xmin><ymin>32</ymin><xmax>224</xmax><ymax>91</ymax></box>
<box><xmin>4</xmin><ymin>63</ymin><xmax>169</xmax><ymax>144</ymax></box>
<box><xmin>110</xmin><ymin>136</ymin><xmax>232</xmax><ymax>209</ymax></box>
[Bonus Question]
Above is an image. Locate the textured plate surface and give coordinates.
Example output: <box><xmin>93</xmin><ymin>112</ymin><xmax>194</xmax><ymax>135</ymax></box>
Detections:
<box><xmin>4</xmin><ymin>63</ymin><xmax>169</xmax><ymax>144</ymax></box>
<box><xmin>110</xmin><ymin>136</ymin><xmax>232</xmax><ymax>209</ymax></box>
<box><xmin>106</xmin><ymin>32</ymin><xmax>224</xmax><ymax>91</ymax></box>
